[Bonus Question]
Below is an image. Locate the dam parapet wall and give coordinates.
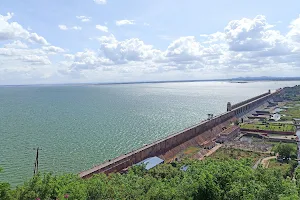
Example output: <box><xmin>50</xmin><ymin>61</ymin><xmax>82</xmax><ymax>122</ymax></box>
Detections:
<box><xmin>231</xmin><ymin>92</ymin><xmax>270</xmax><ymax>110</ymax></box>
<box><xmin>79</xmin><ymin>89</ymin><xmax>281</xmax><ymax>179</ymax></box>
<box><xmin>231</xmin><ymin>89</ymin><xmax>282</xmax><ymax>117</ymax></box>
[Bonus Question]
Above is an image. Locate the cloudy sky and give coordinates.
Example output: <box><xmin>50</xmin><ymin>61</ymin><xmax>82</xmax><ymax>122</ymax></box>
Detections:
<box><xmin>1</xmin><ymin>0</ymin><xmax>300</xmax><ymax>84</ymax></box>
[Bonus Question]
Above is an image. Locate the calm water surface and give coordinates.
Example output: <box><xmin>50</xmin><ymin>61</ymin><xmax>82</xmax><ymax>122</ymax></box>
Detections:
<box><xmin>0</xmin><ymin>81</ymin><xmax>299</xmax><ymax>186</ymax></box>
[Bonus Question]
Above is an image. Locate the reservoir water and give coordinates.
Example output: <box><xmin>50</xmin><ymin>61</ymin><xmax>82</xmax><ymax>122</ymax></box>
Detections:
<box><xmin>0</xmin><ymin>81</ymin><xmax>299</xmax><ymax>186</ymax></box>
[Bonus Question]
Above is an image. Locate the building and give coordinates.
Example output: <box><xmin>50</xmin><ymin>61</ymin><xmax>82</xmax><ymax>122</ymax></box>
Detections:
<box><xmin>136</xmin><ymin>156</ymin><xmax>164</xmax><ymax>170</ymax></box>
<box><xmin>267</xmin><ymin>101</ymin><xmax>278</xmax><ymax>107</ymax></box>
<box><xmin>216</xmin><ymin>125</ymin><xmax>240</xmax><ymax>143</ymax></box>
<box><xmin>293</xmin><ymin>118</ymin><xmax>300</xmax><ymax>129</ymax></box>
<box><xmin>202</xmin><ymin>141</ymin><xmax>216</xmax><ymax>149</ymax></box>
<box><xmin>180</xmin><ymin>165</ymin><xmax>189</xmax><ymax>172</ymax></box>
<box><xmin>256</xmin><ymin>110</ymin><xmax>271</xmax><ymax>115</ymax></box>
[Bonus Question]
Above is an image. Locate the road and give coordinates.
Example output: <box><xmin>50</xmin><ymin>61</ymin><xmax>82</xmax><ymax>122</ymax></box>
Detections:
<box><xmin>261</xmin><ymin>156</ymin><xmax>277</xmax><ymax>168</ymax></box>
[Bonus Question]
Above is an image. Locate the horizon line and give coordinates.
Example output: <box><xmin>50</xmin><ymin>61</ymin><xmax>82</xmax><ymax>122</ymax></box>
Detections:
<box><xmin>1</xmin><ymin>76</ymin><xmax>300</xmax><ymax>87</ymax></box>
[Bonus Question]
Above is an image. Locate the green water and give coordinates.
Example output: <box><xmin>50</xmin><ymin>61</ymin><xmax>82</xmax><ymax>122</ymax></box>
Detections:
<box><xmin>0</xmin><ymin>81</ymin><xmax>299</xmax><ymax>186</ymax></box>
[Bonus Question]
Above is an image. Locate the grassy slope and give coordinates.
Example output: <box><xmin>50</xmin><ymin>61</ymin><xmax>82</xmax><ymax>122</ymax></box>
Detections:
<box><xmin>210</xmin><ymin>148</ymin><xmax>265</xmax><ymax>165</ymax></box>
<box><xmin>240</xmin><ymin>123</ymin><xmax>295</xmax><ymax>132</ymax></box>
<box><xmin>280</xmin><ymin>101</ymin><xmax>300</xmax><ymax>121</ymax></box>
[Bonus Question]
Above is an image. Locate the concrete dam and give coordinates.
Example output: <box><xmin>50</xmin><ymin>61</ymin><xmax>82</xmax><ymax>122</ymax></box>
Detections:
<box><xmin>80</xmin><ymin>89</ymin><xmax>282</xmax><ymax>178</ymax></box>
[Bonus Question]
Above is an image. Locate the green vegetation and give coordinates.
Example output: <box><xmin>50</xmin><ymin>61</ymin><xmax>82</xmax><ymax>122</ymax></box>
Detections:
<box><xmin>268</xmin><ymin>159</ymin><xmax>298</xmax><ymax>178</ymax></box>
<box><xmin>1</xmin><ymin>158</ymin><xmax>300</xmax><ymax>200</ymax></box>
<box><xmin>0</xmin><ymin>168</ymin><xmax>12</xmax><ymax>200</ymax></box>
<box><xmin>273</xmin><ymin>143</ymin><xmax>298</xmax><ymax>160</ymax></box>
<box><xmin>280</xmin><ymin>85</ymin><xmax>300</xmax><ymax>101</ymax></box>
<box><xmin>240</xmin><ymin>122</ymin><xmax>296</xmax><ymax>132</ymax></box>
<box><xmin>268</xmin><ymin>143</ymin><xmax>298</xmax><ymax>178</ymax></box>
<box><xmin>210</xmin><ymin>147</ymin><xmax>264</xmax><ymax>165</ymax></box>
<box><xmin>280</xmin><ymin>101</ymin><xmax>300</xmax><ymax>121</ymax></box>
<box><xmin>183</xmin><ymin>146</ymin><xmax>200</xmax><ymax>158</ymax></box>
<box><xmin>277</xmin><ymin>85</ymin><xmax>300</xmax><ymax>120</ymax></box>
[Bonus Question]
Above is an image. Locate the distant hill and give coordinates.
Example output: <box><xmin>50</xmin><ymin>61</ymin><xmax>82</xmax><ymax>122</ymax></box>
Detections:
<box><xmin>230</xmin><ymin>76</ymin><xmax>300</xmax><ymax>81</ymax></box>
<box><xmin>93</xmin><ymin>76</ymin><xmax>300</xmax><ymax>85</ymax></box>
<box><xmin>2</xmin><ymin>76</ymin><xmax>300</xmax><ymax>86</ymax></box>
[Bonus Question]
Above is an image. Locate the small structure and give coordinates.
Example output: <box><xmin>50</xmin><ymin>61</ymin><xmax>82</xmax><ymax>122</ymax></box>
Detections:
<box><xmin>256</xmin><ymin>110</ymin><xmax>270</xmax><ymax>115</ymax></box>
<box><xmin>180</xmin><ymin>165</ymin><xmax>189</xmax><ymax>172</ymax></box>
<box><xmin>270</xmin><ymin>113</ymin><xmax>281</xmax><ymax>121</ymax></box>
<box><xmin>207</xmin><ymin>114</ymin><xmax>214</xmax><ymax>120</ymax></box>
<box><xmin>293</xmin><ymin>118</ymin><xmax>300</xmax><ymax>125</ymax></box>
<box><xmin>136</xmin><ymin>156</ymin><xmax>164</xmax><ymax>170</ymax></box>
<box><xmin>227</xmin><ymin>102</ymin><xmax>232</xmax><ymax>111</ymax></box>
<box><xmin>202</xmin><ymin>141</ymin><xmax>216</xmax><ymax>149</ymax></box>
<box><xmin>216</xmin><ymin>125</ymin><xmax>240</xmax><ymax>143</ymax></box>
<box><xmin>249</xmin><ymin>115</ymin><xmax>269</xmax><ymax>121</ymax></box>
<box><xmin>294</xmin><ymin>118</ymin><xmax>300</xmax><ymax>129</ymax></box>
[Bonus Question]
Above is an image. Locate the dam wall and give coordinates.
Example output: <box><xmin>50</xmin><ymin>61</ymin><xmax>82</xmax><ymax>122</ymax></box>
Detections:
<box><xmin>80</xmin><ymin>111</ymin><xmax>235</xmax><ymax>178</ymax></box>
<box><xmin>160</xmin><ymin>116</ymin><xmax>238</xmax><ymax>161</ymax></box>
<box><xmin>231</xmin><ymin>92</ymin><xmax>270</xmax><ymax>110</ymax></box>
<box><xmin>80</xmin><ymin>89</ymin><xmax>281</xmax><ymax>179</ymax></box>
<box><xmin>232</xmin><ymin>89</ymin><xmax>281</xmax><ymax>117</ymax></box>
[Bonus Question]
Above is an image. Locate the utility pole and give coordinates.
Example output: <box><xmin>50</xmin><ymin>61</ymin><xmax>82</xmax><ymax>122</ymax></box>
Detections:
<box><xmin>33</xmin><ymin>147</ymin><xmax>40</xmax><ymax>176</ymax></box>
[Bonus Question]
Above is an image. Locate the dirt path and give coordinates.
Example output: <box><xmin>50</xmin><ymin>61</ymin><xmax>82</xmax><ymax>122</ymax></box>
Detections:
<box><xmin>252</xmin><ymin>158</ymin><xmax>262</xmax><ymax>169</ymax></box>
<box><xmin>261</xmin><ymin>156</ymin><xmax>277</xmax><ymax>168</ymax></box>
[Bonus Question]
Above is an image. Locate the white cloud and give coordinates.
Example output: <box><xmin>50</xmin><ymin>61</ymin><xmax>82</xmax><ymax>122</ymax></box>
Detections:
<box><xmin>165</xmin><ymin>36</ymin><xmax>204</xmax><ymax>62</ymax></box>
<box><xmin>21</xmin><ymin>55</ymin><xmax>51</xmax><ymax>65</ymax></box>
<box><xmin>287</xmin><ymin>15</ymin><xmax>300</xmax><ymax>43</ymax></box>
<box><xmin>58</xmin><ymin>25</ymin><xmax>82</xmax><ymax>31</ymax></box>
<box><xmin>0</xmin><ymin>12</ymin><xmax>14</xmax><ymax>21</ymax></box>
<box><xmin>0</xmin><ymin>12</ymin><xmax>48</xmax><ymax>45</ymax></box>
<box><xmin>72</xmin><ymin>26</ymin><xmax>82</xmax><ymax>30</ymax></box>
<box><xmin>61</xmin><ymin>15</ymin><xmax>300</xmax><ymax>80</ymax></box>
<box><xmin>58</xmin><ymin>25</ymin><xmax>68</xmax><ymax>30</ymax></box>
<box><xmin>0</xmin><ymin>47</ymin><xmax>45</xmax><ymax>57</ymax></box>
<box><xmin>76</xmin><ymin>16</ymin><xmax>91</xmax><ymax>22</ymax></box>
<box><xmin>4</xmin><ymin>40</ymin><xmax>28</xmax><ymax>49</ymax></box>
<box><xmin>97</xmin><ymin>34</ymin><xmax>160</xmax><ymax>64</ymax></box>
<box><xmin>2</xmin><ymin>13</ymin><xmax>300</xmax><ymax>84</ymax></box>
<box><xmin>64</xmin><ymin>54</ymin><xmax>75</xmax><ymax>60</ymax></box>
<box><xmin>96</xmin><ymin>24</ymin><xmax>108</xmax><ymax>32</ymax></box>
<box><xmin>94</xmin><ymin>0</ymin><xmax>106</xmax><ymax>4</ymax></box>
<box><xmin>224</xmin><ymin>15</ymin><xmax>272</xmax><ymax>51</ymax></box>
<box><xmin>0</xmin><ymin>45</ymin><xmax>51</xmax><ymax>67</ymax></box>
<box><xmin>116</xmin><ymin>20</ymin><xmax>135</xmax><ymax>26</ymax></box>
<box><xmin>42</xmin><ymin>46</ymin><xmax>65</xmax><ymax>53</ymax></box>
<box><xmin>29</xmin><ymin>33</ymin><xmax>48</xmax><ymax>45</ymax></box>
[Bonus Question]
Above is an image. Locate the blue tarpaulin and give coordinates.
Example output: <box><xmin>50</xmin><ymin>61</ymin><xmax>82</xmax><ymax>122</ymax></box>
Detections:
<box><xmin>136</xmin><ymin>157</ymin><xmax>164</xmax><ymax>170</ymax></box>
<box><xmin>180</xmin><ymin>165</ymin><xmax>189</xmax><ymax>172</ymax></box>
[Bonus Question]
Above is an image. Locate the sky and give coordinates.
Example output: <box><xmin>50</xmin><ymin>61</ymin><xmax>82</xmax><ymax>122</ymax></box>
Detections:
<box><xmin>0</xmin><ymin>0</ymin><xmax>300</xmax><ymax>85</ymax></box>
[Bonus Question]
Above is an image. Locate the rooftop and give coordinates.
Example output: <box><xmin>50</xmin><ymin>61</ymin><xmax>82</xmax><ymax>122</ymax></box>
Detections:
<box><xmin>220</xmin><ymin>125</ymin><xmax>240</xmax><ymax>135</ymax></box>
<box><xmin>136</xmin><ymin>156</ymin><xmax>164</xmax><ymax>170</ymax></box>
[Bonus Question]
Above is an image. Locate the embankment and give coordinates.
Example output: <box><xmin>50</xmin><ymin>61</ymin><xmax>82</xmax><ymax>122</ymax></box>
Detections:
<box><xmin>80</xmin><ymin>89</ymin><xmax>281</xmax><ymax>178</ymax></box>
<box><xmin>231</xmin><ymin>92</ymin><xmax>270</xmax><ymax>110</ymax></box>
<box><xmin>241</xmin><ymin>129</ymin><xmax>295</xmax><ymax>135</ymax></box>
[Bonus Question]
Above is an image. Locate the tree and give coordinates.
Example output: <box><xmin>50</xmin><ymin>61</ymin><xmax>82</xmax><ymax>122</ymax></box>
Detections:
<box><xmin>0</xmin><ymin>168</ymin><xmax>12</xmax><ymax>200</ymax></box>
<box><xmin>3</xmin><ymin>159</ymin><xmax>300</xmax><ymax>199</ymax></box>
<box><xmin>274</xmin><ymin>144</ymin><xmax>297</xmax><ymax>160</ymax></box>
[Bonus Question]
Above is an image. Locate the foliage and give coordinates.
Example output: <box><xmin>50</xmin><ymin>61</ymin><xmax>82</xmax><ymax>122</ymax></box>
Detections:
<box><xmin>273</xmin><ymin>143</ymin><xmax>297</xmax><ymax>160</ymax></box>
<box><xmin>210</xmin><ymin>147</ymin><xmax>263</xmax><ymax>165</ymax></box>
<box><xmin>281</xmin><ymin>85</ymin><xmax>300</xmax><ymax>101</ymax></box>
<box><xmin>1</xmin><ymin>158</ymin><xmax>300</xmax><ymax>199</ymax></box>
<box><xmin>268</xmin><ymin>159</ymin><xmax>298</xmax><ymax>178</ymax></box>
<box><xmin>240</xmin><ymin>122</ymin><xmax>296</xmax><ymax>132</ymax></box>
<box><xmin>280</xmin><ymin>102</ymin><xmax>300</xmax><ymax>121</ymax></box>
<box><xmin>0</xmin><ymin>168</ymin><xmax>12</xmax><ymax>200</ymax></box>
